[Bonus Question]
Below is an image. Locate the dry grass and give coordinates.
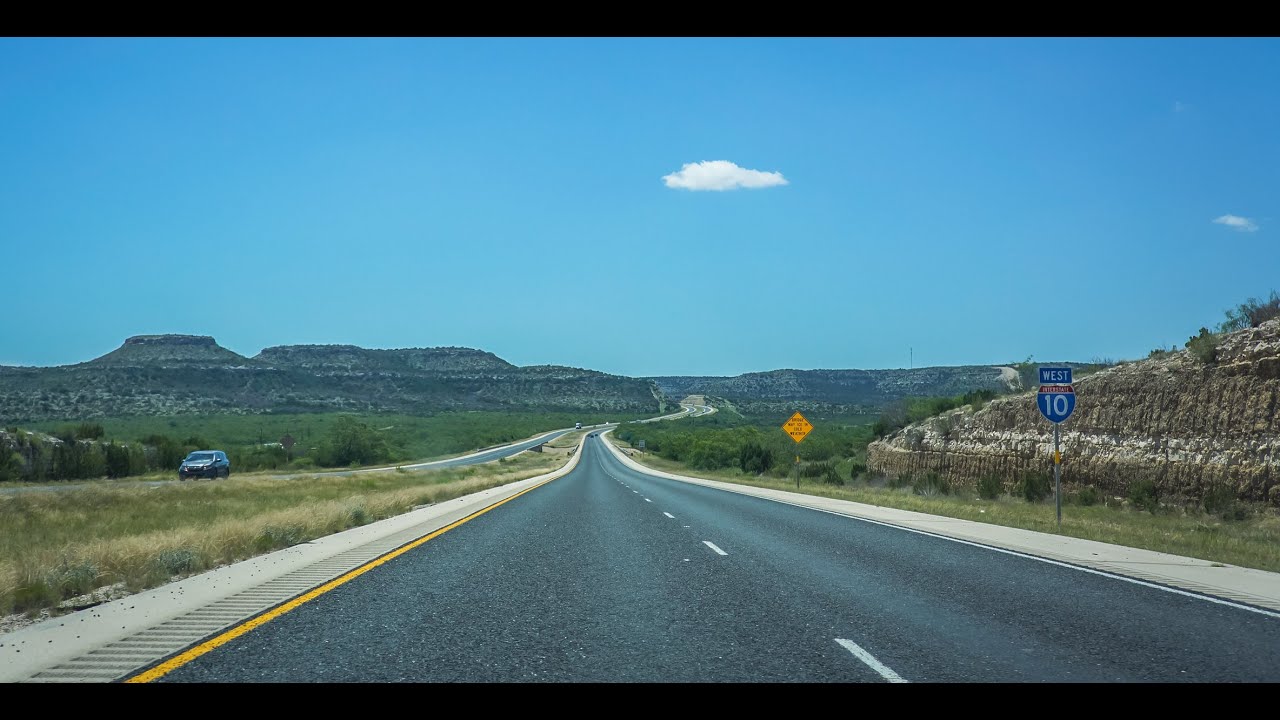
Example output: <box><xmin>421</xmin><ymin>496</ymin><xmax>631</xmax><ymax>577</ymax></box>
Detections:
<box><xmin>0</xmin><ymin>451</ymin><xmax>567</xmax><ymax>621</ymax></box>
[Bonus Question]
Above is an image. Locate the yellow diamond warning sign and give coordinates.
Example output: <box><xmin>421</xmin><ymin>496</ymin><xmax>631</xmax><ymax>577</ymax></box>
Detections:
<box><xmin>782</xmin><ymin>411</ymin><xmax>813</xmax><ymax>443</ymax></box>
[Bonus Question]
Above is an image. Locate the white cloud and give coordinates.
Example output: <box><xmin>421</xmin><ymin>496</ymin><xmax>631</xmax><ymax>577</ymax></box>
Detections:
<box><xmin>662</xmin><ymin>160</ymin><xmax>788</xmax><ymax>191</ymax></box>
<box><xmin>1174</xmin><ymin>100</ymin><xmax>1190</xmax><ymax>112</ymax></box>
<box><xmin>1213</xmin><ymin>214</ymin><xmax>1259</xmax><ymax>232</ymax></box>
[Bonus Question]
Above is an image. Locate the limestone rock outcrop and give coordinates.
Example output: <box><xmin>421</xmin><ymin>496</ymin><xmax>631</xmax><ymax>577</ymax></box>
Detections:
<box><xmin>867</xmin><ymin>319</ymin><xmax>1280</xmax><ymax>503</ymax></box>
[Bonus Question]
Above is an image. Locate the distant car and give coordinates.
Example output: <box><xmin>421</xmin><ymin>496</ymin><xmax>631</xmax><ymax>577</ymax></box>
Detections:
<box><xmin>575</xmin><ymin>422</ymin><xmax>582</xmax><ymax>429</ymax></box>
<box><xmin>179</xmin><ymin>450</ymin><xmax>230</xmax><ymax>480</ymax></box>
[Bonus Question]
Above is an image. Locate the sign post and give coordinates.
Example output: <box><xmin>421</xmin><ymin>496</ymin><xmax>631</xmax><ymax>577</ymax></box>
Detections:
<box><xmin>1036</xmin><ymin>368</ymin><xmax>1076</xmax><ymax>529</ymax></box>
<box><xmin>280</xmin><ymin>433</ymin><xmax>295</xmax><ymax>462</ymax></box>
<box><xmin>782</xmin><ymin>411</ymin><xmax>813</xmax><ymax>489</ymax></box>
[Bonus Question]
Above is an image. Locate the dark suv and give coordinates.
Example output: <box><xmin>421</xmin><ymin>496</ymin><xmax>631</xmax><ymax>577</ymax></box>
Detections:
<box><xmin>179</xmin><ymin>450</ymin><xmax>230</xmax><ymax>480</ymax></box>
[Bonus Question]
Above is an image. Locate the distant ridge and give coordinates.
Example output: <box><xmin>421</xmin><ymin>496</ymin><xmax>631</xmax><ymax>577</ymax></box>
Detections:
<box><xmin>650</xmin><ymin>366</ymin><xmax>1016</xmax><ymax>416</ymax></box>
<box><xmin>85</xmin><ymin>335</ymin><xmax>251</xmax><ymax>367</ymax></box>
<box><xmin>0</xmin><ymin>336</ymin><xmax>663</xmax><ymax>421</ymax></box>
<box><xmin>255</xmin><ymin>345</ymin><xmax>515</xmax><ymax>373</ymax></box>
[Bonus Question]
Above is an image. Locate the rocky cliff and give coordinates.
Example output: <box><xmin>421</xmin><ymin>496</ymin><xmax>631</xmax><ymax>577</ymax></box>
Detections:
<box><xmin>866</xmin><ymin>319</ymin><xmax>1280</xmax><ymax>504</ymax></box>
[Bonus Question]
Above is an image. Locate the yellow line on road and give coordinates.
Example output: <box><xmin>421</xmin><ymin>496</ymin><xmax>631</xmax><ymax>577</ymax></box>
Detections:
<box><xmin>124</xmin><ymin>473</ymin><xmax>564</xmax><ymax>683</ymax></box>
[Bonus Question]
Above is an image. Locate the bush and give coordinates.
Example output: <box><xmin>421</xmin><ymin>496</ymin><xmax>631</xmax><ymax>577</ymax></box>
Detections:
<box><xmin>977</xmin><ymin>475</ymin><xmax>1003</xmax><ymax>500</ymax></box>
<box><xmin>75</xmin><ymin>423</ymin><xmax>104</xmax><ymax>440</ymax></box>
<box><xmin>1074</xmin><ymin>486</ymin><xmax>1100</xmax><ymax>506</ymax></box>
<box><xmin>346</xmin><ymin>505</ymin><xmax>370</xmax><ymax>526</ymax></box>
<box><xmin>885</xmin><ymin>473</ymin><xmax>908</xmax><ymax>490</ymax></box>
<box><xmin>1186</xmin><ymin>327</ymin><xmax>1221</xmax><ymax>364</ymax></box>
<box><xmin>316</xmin><ymin>416</ymin><xmax>390</xmax><ymax>468</ymax></box>
<box><xmin>912</xmin><ymin>472</ymin><xmax>951</xmax><ymax>497</ymax></box>
<box><xmin>799</xmin><ymin>462</ymin><xmax>831</xmax><ymax>478</ymax></box>
<box><xmin>1128</xmin><ymin>478</ymin><xmax>1160</xmax><ymax>513</ymax></box>
<box><xmin>848</xmin><ymin>460</ymin><xmax>867</xmax><ymax>483</ymax></box>
<box><xmin>254</xmin><ymin>524</ymin><xmax>307</xmax><ymax>551</ymax></box>
<box><xmin>1202</xmin><ymin>483</ymin><xmax>1246</xmax><ymax>521</ymax></box>
<box><xmin>0</xmin><ymin>450</ymin><xmax>25</xmax><ymax>483</ymax></box>
<box><xmin>152</xmin><ymin>548</ymin><xmax>203</xmax><ymax>576</ymax></box>
<box><xmin>1220</xmin><ymin>290</ymin><xmax>1280</xmax><ymax>331</ymax></box>
<box><xmin>739</xmin><ymin>442</ymin><xmax>774</xmax><ymax>474</ymax></box>
<box><xmin>822</xmin><ymin>464</ymin><xmax>845</xmax><ymax>486</ymax></box>
<box><xmin>50</xmin><ymin>558</ymin><xmax>101</xmax><ymax>601</ymax></box>
<box><xmin>1019</xmin><ymin>472</ymin><xmax>1051</xmax><ymax>503</ymax></box>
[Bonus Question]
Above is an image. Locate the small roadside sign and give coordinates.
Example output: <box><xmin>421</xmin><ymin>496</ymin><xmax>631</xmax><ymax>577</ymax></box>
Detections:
<box><xmin>782</xmin><ymin>412</ymin><xmax>813</xmax><ymax>443</ymax></box>
<box><xmin>1036</xmin><ymin>384</ymin><xmax>1077</xmax><ymax>424</ymax></box>
<box><xmin>1039</xmin><ymin>367</ymin><xmax>1073</xmax><ymax>385</ymax></box>
<box><xmin>1036</xmin><ymin>367</ymin><xmax>1077</xmax><ymax>531</ymax></box>
<box><xmin>280</xmin><ymin>434</ymin><xmax>295</xmax><ymax>450</ymax></box>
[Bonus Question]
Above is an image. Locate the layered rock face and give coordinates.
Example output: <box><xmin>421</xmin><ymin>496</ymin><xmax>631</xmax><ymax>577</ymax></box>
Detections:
<box><xmin>867</xmin><ymin>319</ymin><xmax>1280</xmax><ymax>503</ymax></box>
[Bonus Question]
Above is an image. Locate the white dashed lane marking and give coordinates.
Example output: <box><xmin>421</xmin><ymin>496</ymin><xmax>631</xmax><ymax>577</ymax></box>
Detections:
<box><xmin>835</xmin><ymin>639</ymin><xmax>908</xmax><ymax>683</ymax></box>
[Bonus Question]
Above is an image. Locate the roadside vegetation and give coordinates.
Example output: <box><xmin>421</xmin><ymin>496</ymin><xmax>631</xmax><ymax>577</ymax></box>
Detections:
<box><xmin>608</xmin><ymin>427</ymin><xmax>1280</xmax><ymax>574</ymax></box>
<box><xmin>0</xmin><ymin>410</ymin><xmax>628</xmax><ymax>484</ymax></box>
<box><xmin>1158</xmin><ymin>289</ymin><xmax>1279</xmax><ymax>364</ymax></box>
<box><xmin>0</xmin><ymin>437</ymin><xmax>582</xmax><ymax>623</ymax></box>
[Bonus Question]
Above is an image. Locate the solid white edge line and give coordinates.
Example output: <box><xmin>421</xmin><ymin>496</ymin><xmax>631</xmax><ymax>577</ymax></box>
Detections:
<box><xmin>835</xmin><ymin>639</ymin><xmax>908</xmax><ymax>683</ymax></box>
<box><xmin>703</xmin><ymin>541</ymin><xmax>728</xmax><ymax>556</ymax></box>
<box><xmin>596</xmin><ymin>429</ymin><xmax>1280</xmax><ymax>621</ymax></box>
<box><xmin>785</xmin><ymin>499</ymin><xmax>1280</xmax><ymax>621</ymax></box>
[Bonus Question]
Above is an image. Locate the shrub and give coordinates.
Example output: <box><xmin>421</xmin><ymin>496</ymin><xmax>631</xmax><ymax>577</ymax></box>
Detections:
<box><xmin>0</xmin><ymin>450</ymin><xmax>25</xmax><ymax>482</ymax></box>
<box><xmin>1074</xmin><ymin>486</ymin><xmax>1100</xmax><ymax>506</ymax></box>
<box><xmin>912</xmin><ymin>472</ymin><xmax>951</xmax><ymax>497</ymax></box>
<box><xmin>74</xmin><ymin>423</ymin><xmax>105</xmax><ymax>440</ymax></box>
<box><xmin>739</xmin><ymin>442</ymin><xmax>774</xmax><ymax>474</ymax></box>
<box><xmin>316</xmin><ymin>416</ymin><xmax>390</xmax><ymax>468</ymax></box>
<box><xmin>11</xmin><ymin>580</ymin><xmax>60</xmax><ymax>616</ymax></box>
<box><xmin>152</xmin><ymin>548</ymin><xmax>202</xmax><ymax>576</ymax></box>
<box><xmin>1220</xmin><ymin>290</ymin><xmax>1280</xmax><ymax>331</ymax></box>
<box><xmin>1019</xmin><ymin>472</ymin><xmax>1051</xmax><ymax>503</ymax></box>
<box><xmin>255</xmin><ymin>524</ymin><xmax>307</xmax><ymax>551</ymax></box>
<box><xmin>886</xmin><ymin>473</ymin><xmax>908</xmax><ymax>490</ymax></box>
<box><xmin>1202</xmin><ymin>483</ymin><xmax>1247</xmax><ymax>521</ymax></box>
<box><xmin>848</xmin><ymin>460</ymin><xmax>867</xmax><ymax>483</ymax></box>
<box><xmin>1185</xmin><ymin>327</ymin><xmax>1221</xmax><ymax>364</ymax></box>
<box><xmin>1128</xmin><ymin>478</ymin><xmax>1160</xmax><ymax>513</ymax></box>
<box><xmin>50</xmin><ymin>558</ymin><xmax>101</xmax><ymax>601</ymax></box>
<box><xmin>346</xmin><ymin>505</ymin><xmax>370</xmax><ymax>526</ymax></box>
<box><xmin>977</xmin><ymin>475</ymin><xmax>1003</xmax><ymax>500</ymax></box>
<box><xmin>1202</xmin><ymin>483</ymin><xmax>1234</xmax><ymax>514</ymax></box>
<box><xmin>800</xmin><ymin>461</ymin><xmax>833</xmax><ymax>479</ymax></box>
<box><xmin>822</xmin><ymin>465</ymin><xmax>845</xmax><ymax>486</ymax></box>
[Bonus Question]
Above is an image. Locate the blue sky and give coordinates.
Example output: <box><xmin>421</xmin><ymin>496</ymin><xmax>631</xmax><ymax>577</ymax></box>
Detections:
<box><xmin>1</xmin><ymin>37</ymin><xmax>1276</xmax><ymax>377</ymax></box>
